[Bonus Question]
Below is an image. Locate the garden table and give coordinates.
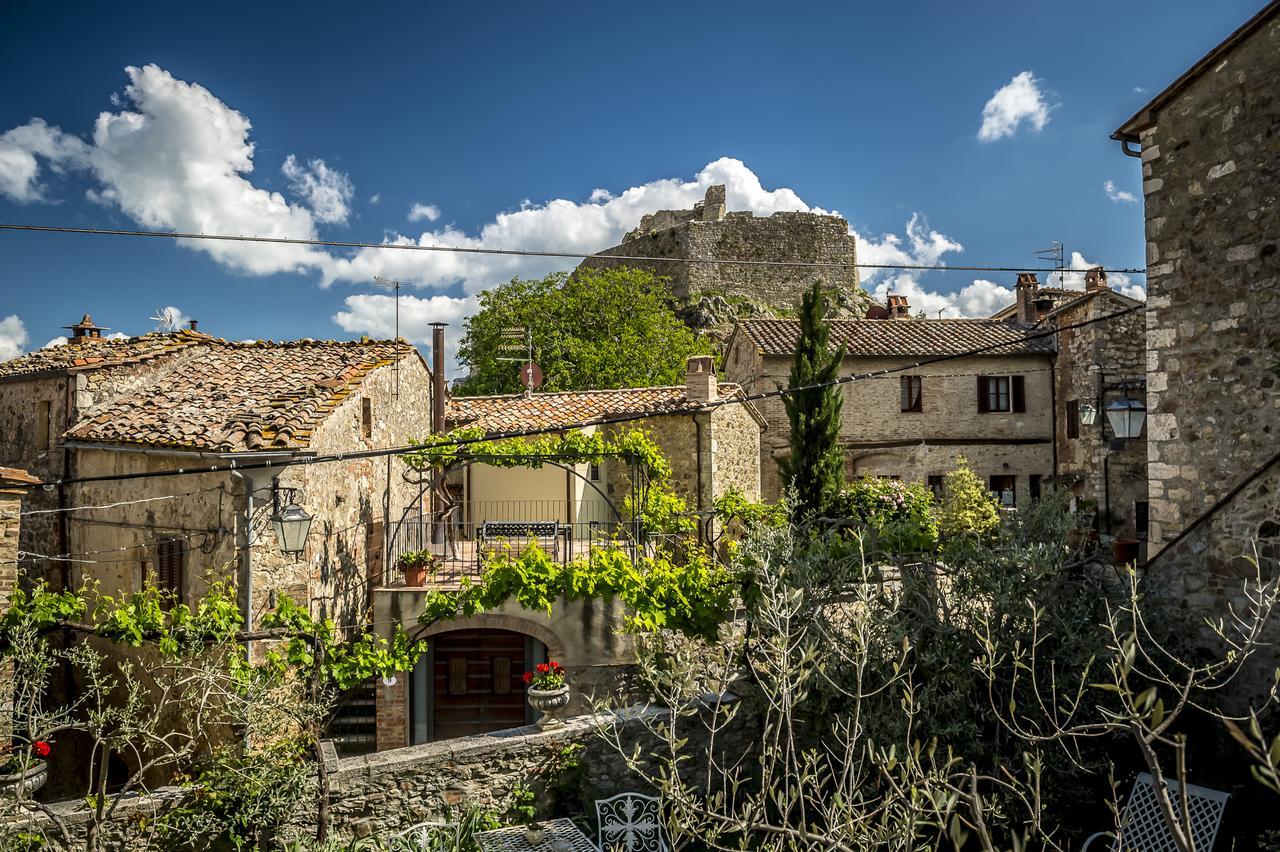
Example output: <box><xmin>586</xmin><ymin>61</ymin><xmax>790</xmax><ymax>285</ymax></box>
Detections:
<box><xmin>476</xmin><ymin>817</ymin><xmax>598</xmax><ymax>851</ymax></box>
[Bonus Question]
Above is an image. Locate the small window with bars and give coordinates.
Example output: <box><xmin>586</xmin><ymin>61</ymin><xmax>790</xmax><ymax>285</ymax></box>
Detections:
<box><xmin>900</xmin><ymin>376</ymin><xmax>922</xmax><ymax>412</ymax></box>
<box><xmin>156</xmin><ymin>537</ymin><xmax>185</xmax><ymax>603</ymax></box>
<box><xmin>360</xmin><ymin>397</ymin><xmax>373</xmax><ymax>440</ymax></box>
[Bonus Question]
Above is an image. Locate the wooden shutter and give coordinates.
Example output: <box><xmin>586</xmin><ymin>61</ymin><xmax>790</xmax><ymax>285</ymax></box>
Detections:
<box><xmin>156</xmin><ymin>538</ymin><xmax>185</xmax><ymax>600</ymax></box>
<box><xmin>1012</xmin><ymin>376</ymin><xmax>1026</xmax><ymax>412</ymax></box>
<box><xmin>977</xmin><ymin>377</ymin><xmax>990</xmax><ymax>413</ymax></box>
<box><xmin>1066</xmin><ymin>400</ymin><xmax>1079</xmax><ymax>438</ymax></box>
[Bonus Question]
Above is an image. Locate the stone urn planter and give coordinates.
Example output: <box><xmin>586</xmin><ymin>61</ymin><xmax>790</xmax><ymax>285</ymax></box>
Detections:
<box><xmin>0</xmin><ymin>760</ymin><xmax>47</xmax><ymax>797</ymax></box>
<box><xmin>527</xmin><ymin>685</ymin><xmax>571</xmax><ymax>729</ymax></box>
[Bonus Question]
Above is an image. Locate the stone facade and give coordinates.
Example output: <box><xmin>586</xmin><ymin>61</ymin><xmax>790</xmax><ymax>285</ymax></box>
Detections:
<box><xmin>725</xmin><ymin>313</ymin><xmax>1057</xmax><ymax>505</ymax></box>
<box><xmin>1048</xmin><ymin>286</ymin><xmax>1149</xmax><ymax>543</ymax></box>
<box><xmin>1112</xmin><ymin>5</ymin><xmax>1280</xmax><ymax>643</ymax></box>
<box><xmin>580</xmin><ymin>185</ymin><xmax>863</xmax><ymax>317</ymax></box>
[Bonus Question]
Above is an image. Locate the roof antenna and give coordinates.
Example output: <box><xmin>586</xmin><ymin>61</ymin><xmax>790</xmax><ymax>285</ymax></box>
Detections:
<box><xmin>372</xmin><ymin>275</ymin><xmax>402</xmax><ymax>398</ymax></box>
<box><xmin>497</xmin><ymin>327</ymin><xmax>542</xmax><ymax>397</ymax></box>
<box><xmin>149</xmin><ymin>307</ymin><xmax>183</xmax><ymax>333</ymax></box>
<box><xmin>1034</xmin><ymin>241</ymin><xmax>1065</xmax><ymax>287</ymax></box>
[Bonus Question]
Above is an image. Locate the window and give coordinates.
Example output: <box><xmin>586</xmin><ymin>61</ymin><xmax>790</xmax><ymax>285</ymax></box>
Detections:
<box><xmin>360</xmin><ymin>397</ymin><xmax>372</xmax><ymax>440</ymax></box>
<box><xmin>1029</xmin><ymin>474</ymin><xmax>1042</xmax><ymax>501</ymax></box>
<box><xmin>1066</xmin><ymin>400</ymin><xmax>1080</xmax><ymax>439</ymax></box>
<box><xmin>1135</xmin><ymin>501</ymin><xmax>1150</xmax><ymax>541</ymax></box>
<box><xmin>900</xmin><ymin>376</ymin><xmax>922</xmax><ymax>412</ymax></box>
<box><xmin>588</xmin><ymin>462</ymin><xmax>601</xmax><ymax>482</ymax></box>
<box><xmin>156</xmin><ymin>537</ymin><xmax>185</xmax><ymax>602</ymax></box>
<box><xmin>989</xmin><ymin>475</ymin><xmax>1016</xmax><ymax>507</ymax></box>
<box><xmin>977</xmin><ymin>376</ymin><xmax>1025</xmax><ymax>413</ymax></box>
<box><xmin>926</xmin><ymin>475</ymin><xmax>945</xmax><ymax>499</ymax></box>
<box><xmin>36</xmin><ymin>401</ymin><xmax>51</xmax><ymax>450</ymax></box>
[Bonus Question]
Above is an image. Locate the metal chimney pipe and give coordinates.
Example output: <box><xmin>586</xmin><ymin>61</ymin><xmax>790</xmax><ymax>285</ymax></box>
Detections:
<box><xmin>430</xmin><ymin>323</ymin><xmax>447</xmax><ymax>434</ymax></box>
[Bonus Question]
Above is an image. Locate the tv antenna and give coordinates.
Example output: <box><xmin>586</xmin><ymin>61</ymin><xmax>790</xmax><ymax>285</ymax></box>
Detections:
<box><xmin>149</xmin><ymin>306</ymin><xmax>183</xmax><ymax>333</ymax></box>
<box><xmin>496</xmin><ymin>327</ymin><xmax>542</xmax><ymax>396</ymax></box>
<box><xmin>1035</xmin><ymin>241</ymin><xmax>1065</xmax><ymax>287</ymax></box>
<box><xmin>372</xmin><ymin>275</ymin><xmax>402</xmax><ymax>398</ymax></box>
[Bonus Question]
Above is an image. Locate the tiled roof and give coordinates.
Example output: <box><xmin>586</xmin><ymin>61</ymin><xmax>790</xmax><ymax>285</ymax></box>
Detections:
<box><xmin>0</xmin><ymin>329</ymin><xmax>214</xmax><ymax>379</ymax></box>
<box><xmin>1043</xmin><ymin>289</ymin><xmax>1145</xmax><ymax>321</ymax></box>
<box><xmin>448</xmin><ymin>384</ymin><xmax>746</xmax><ymax>434</ymax></box>
<box><xmin>736</xmin><ymin>319</ymin><xmax>1055</xmax><ymax>357</ymax></box>
<box><xmin>0</xmin><ymin>467</ymin><xmax>40</xmax><ymax>486</ymax></box>
<box><xmin>60</xmin><ymin>338</ymin><xmax>419</xmax><ymax>452</ymax></box>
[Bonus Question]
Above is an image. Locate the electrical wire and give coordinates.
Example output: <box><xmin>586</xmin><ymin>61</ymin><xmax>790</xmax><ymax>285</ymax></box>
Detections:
<box><xmin>11</xmin><ymin>303</ymin><xmax>1141</xmax><ymax>491</ymax></box>
<box><xmin>19</xmin><ymin>485</ymin><xmax>225</xmax><ymax>517</ymax></box>
<box><xmin>0</xmin><ymin>223</ymin><xmax>1149</xmax><ymax>276</ymax></box>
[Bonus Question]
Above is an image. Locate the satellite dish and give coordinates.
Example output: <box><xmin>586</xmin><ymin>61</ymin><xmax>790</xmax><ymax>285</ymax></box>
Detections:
<box><xmin>519</xmin><ymin>362</ymin><xmax>544</xmax><ymax>390</ymax></box>
<box><xmin>149</xmin><ymin>307</ymin><xmax>183</xmax><ymax>332</ymax></box>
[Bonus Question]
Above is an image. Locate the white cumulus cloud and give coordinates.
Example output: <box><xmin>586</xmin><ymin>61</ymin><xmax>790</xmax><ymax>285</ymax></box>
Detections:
<box><xmin>332</xmin><ymin>292</ymin><xmax>477</xmax><ymax>377</ymax></box>
<box><xmin>281</xmin><ymin>155</ymin><xmax>354</xmax><ymax>225</ymax></box>
<box><xmin>407</xmin><ymin>203</ymin><xmax>441</xmax><ymax>223</ymax></box>
<box><xmin>1104</xmin><ymin>179</ymin><xmax>1137</xmax><ymax>204</ymax></box>
<box><xmin>0</xmin><ymin>119</ymin><xmax>89</xmax><ymax>202</ymax></box>
<box><xmin>1048</xmin><ymin>251</ymin><xmax>1146</xmax><ymax>301</ymax></box>
<box><xmin>978</xmin><ymin>71</ymin><xmax>1055</xmax><ymax>142</ymax></box>
<box><xmin>0</xmin><ymin>316</ymin><xmax>30</xmax><ymax>361</ymax></box>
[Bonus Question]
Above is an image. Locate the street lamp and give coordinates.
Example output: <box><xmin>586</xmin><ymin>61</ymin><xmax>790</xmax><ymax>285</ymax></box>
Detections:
<box><xmin>1078</xmin><ymin>401</ymin><xmax>1098</xmax><ymax>427</ymax></box>
<box><xmin>271</xmin><ymin>486</ymin><xmax>313</xmax><ymax>556</ymax></box>
<box><xmin>1105</xmin><ymin>398</ymin><xmax>1147</xmax><ymax>440</ymax></box>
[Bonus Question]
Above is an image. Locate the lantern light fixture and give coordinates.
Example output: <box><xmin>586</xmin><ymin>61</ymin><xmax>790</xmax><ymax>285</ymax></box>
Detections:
<box><xmin>271</xmin><ymin>484</ymin><xmax>313</xmax><ymax>556</ymax></box>
<box><xmin>1078</xmin><ymin>401</ymin><xmax>1098</xmax><ymax>426</ymax></box>
<box><xmin>1105</xmin><ymin>397</ymin><xmax>1147</xmax><ymax>441</ymax></box>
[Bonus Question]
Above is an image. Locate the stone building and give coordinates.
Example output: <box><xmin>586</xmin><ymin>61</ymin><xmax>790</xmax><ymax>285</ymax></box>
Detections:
<box><xmin>724</xmin><ymin>297</ymin><xmax>1057</xmax><ymax>503</ymax></box>
<box><xmin>371</xmin><ymin>356</ymin><xmax>764</xmax><ymax>748</ymax></box>
<box><xmin>580</xmin><ymin>185</ymin><xmax>866</xmax><ymax>328</ymax></box>
<box><xmin>1110</xmin><ymin>1</ymin><xmax>1280</xmax><ymax>647</ymax></box>
<box><xmin>0</xmin><ymin>467</ymin><xmax>38</xmax><ymax>611</ymax></box>
<box><xmin>992</xmin><ymin>270</ymin><xmax>1149</xmax><ymax>544</ymax></box>
<box><xmin>0</xmin><ymin>316</ymin><xmax>437</xmax><ymax>753</ymax></box>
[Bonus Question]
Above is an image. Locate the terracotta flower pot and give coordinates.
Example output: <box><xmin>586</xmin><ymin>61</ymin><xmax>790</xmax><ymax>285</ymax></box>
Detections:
<box><xmin>0</xmin><ymin>760</ymin><xmax>47</xmax><ymax>797</ymax></box>
<box><xmin>1113</xmin><ymin>538</ymin><xmax>1141</xmax><ymax>565</ymax></box>
<box><xmin>401</xmin><ymin>564</ymin><xmax>429</xmax><ymax>586</ymax></box>
<box><xmin>527</xmin><ymin>684</ymin><xmax>571</xmax><ymax>729</ymax></box>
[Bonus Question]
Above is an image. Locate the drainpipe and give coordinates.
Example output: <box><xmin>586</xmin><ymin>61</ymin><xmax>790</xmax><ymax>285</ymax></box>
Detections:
<box><xmin>231</xmin><ymin>471</ymin><xmax>255</xmax><ymax>662</ymax></box>
<box><xmin>429</xmin><ymin>323</ymin><xmax>447</xmax><ymax>549</ymax></box>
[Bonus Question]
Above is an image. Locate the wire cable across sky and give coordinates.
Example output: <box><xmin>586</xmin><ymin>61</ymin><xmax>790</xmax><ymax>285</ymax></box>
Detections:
<box><xmin>0</xmin><ymin>223</ymin><xmax>1149</xmax><ymax>276</ymax></box>
<box><xmin>11</xmin><ymin>304</ymin><xmax>1142</xmax><ymax>491</ymax></box>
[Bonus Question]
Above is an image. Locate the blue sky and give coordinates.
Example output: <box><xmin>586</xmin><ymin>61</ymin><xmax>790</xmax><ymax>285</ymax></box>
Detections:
<box><xmin>0</xmin><ymin>0</ymin><xmax>1262</xmax><ymax>375</ymax></box>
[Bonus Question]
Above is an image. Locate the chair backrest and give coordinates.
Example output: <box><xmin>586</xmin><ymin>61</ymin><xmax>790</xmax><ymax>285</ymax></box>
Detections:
<box><xmin>596</xmin><ymin>792</ymin><xmax>667</xmax><ymax>852</ymax></box>
<box><xmin>1113</xmin><ymin>772</ymin><xmax>1229</xmax><ymax>852</ymax></box>
<box><xmin>391</xmin><ymin>821</ymin><xmax>459</xmax><ymax>852</ymax></box>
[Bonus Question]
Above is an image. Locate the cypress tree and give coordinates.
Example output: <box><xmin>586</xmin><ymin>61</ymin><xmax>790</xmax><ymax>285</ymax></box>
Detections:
<box><xmin>781</xmin><ymin>282</ymin><xmax>846</xmax><ymax>519</ymax></box>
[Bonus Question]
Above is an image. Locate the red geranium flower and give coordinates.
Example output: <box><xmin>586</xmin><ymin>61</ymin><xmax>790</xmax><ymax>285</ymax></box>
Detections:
<box><xmin>32</xmin><ymin>741</ymin><xmax>50</xmax><ymax>758</ymax></box>
<box><xmin>536</xmin><ymin>662</ymin><xmax>549</xmax><ymax>674</ymax></box>
<box><xmin>522</xmin><ymin>671</ymin><xmax>533</xmax><ymax>684</ymax></box>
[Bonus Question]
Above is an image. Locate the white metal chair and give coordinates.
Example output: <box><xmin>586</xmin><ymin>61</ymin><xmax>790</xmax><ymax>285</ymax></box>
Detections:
<box><xmin>596</xmin><ymin>792</ymin><xmax>667</xmax><ymax>852</ymax></box>
<box><xmin>391</xmin><ymin>821</ymin><xmax>460</xmax><ymax>851</ymax></box>
<box><xmin>1082</xmin><ymin>772</ymin><xmax>1229</xmax><ymax>851</ymax></box>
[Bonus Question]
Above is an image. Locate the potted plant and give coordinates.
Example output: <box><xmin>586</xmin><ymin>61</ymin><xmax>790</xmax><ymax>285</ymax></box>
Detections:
<box><xmin>1113</xmin><ymin>531</ymin><xmax>1141</xmax><ymax>565</ymax></box>
<box><xmin>509</xmin><ymin>784</ymin><xmax>545</xmax><ymax>844</ymax></box>
<box><xmin>0</xmin><ymin>739</ymin><xmax>51</xmax><ymax>797</ymax></box>
<box><xmin>523</xmin><ymin>660</ymin><xmax>570</xmax><ymax>729</ymax></box>
<box><xmin>397</xmin><ymin>550</ymin><xmax>437</xmax><ymax>586</ymax></box>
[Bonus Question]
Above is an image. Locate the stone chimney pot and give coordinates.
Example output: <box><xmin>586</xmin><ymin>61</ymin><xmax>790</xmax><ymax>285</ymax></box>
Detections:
<box><xmin>686</xmin><ymin>354</ymin><xmax>717</xmax><ymax>403</ymax></box>
<box><xmin>1084</xmin><ymin>267</ymin><xmax>1109</xmax><ymax>293</ymax></box>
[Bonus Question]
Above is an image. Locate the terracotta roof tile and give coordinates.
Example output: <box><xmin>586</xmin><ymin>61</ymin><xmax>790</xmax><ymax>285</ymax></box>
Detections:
<box><xmin>448</xmin><ymin>384</ymin><xmax>744</xmax><ymax>435</ymax></box>
<box><xmin>736</xmin><ymin>318</ymin><xmax>1055</xmax><ymax>358</ymax></box>
<box><xmin>56</xmin><ymin>337</ymin><xmax>418</xmax><ymax>453</ymax></box>
<box><xmin>0</xmin><ymin>329</ymin><xmax>215</xmax><ymax>379</ymax></box>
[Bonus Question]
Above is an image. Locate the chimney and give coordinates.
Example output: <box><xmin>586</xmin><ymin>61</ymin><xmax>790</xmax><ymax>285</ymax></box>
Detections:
<box><xmin>1014</xmin><ymin>273</ymin><xmax>1039</xmax><ymax>323</ymax></box>
<box><xmin>886</xmin><ymin>293</ymin><xmax>911</xmax><ymax>320</ymax></box>
<box><xmin>430</xmin><ymin>323</ymin><xmax>447</xmax><ymax>434</ymax></box>
<box><xmin>187</xmin><ymin>319</ymin><xmax>199</xmax><ymax>331</ymax></box>
<box><xmin>63</xmin><ymin>313</ymin><xmax>109</xmax><ymax>346</ymax></box>
<box><xmin>1084</xmin><ymin>266</ymin><xmax>1109</xmax><ymax>293</ymax></box>
<box><xmin>686</xmin><ymin>355</ymin><xmax>717</xmax><ymax>403</ymax></box>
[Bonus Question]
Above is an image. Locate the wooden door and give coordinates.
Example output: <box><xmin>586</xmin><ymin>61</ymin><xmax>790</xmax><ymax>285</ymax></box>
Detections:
<box><xmin>430</xmin><ymin>629</ymin><xmax>528</xmax><ymax>739</ymax></box>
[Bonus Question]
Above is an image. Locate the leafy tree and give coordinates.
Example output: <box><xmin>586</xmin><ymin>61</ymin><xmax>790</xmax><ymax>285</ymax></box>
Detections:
<box><xmin>780</xmin><ymin>283</ymin><xmax>845</xmax><ymax>519</ymax></box>
<box><xmin>936</xmin><ymin>457</ymin><xmax>1001</xmax><ymax>542</ymax></box>
<box><xmin>454</xmin><ymin>267</ymin><xmax>714</xmax><ymax>395</ymax></box>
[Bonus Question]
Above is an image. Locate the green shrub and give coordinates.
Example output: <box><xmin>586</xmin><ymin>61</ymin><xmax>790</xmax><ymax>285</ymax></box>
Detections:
<box><xmin>829</xmin><ymin>476</ymin><xmax>939</xmax><ymax>553</ymax></box>
<box><xmin>936</xmin><ymin>457</ymin><xmax>1000</xmax><ymax>542</ymax></box>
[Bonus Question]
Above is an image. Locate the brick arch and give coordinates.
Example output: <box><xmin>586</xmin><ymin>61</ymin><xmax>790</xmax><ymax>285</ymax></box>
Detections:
<box><xmin>417</xmin><ymin>614</ymin><xmax>566</xmax><ymax>656</ymax></box>
<box><xmin>846</xmin><ymin>450</ymin><xmax>910</xmax><ymax>477</ymax></box>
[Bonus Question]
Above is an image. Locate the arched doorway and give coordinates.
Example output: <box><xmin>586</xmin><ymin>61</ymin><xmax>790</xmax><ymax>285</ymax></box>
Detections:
<box><xmin>408</xmin><ymin>628</ymin><xmax>549</xmax><ymax>742</ymax></box>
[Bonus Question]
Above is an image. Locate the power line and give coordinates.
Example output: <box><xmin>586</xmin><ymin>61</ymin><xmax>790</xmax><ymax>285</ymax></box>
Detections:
<box><xmin>11</xmin><ymin>304</ymin><xmax>1141</xmax><ymax>491</ymax></box>
<box><xmin>19</xmin><ymin>485</ymin><xmax>225</xmax><ymax>517</ymax></box>
<box><xmin>0</xmin><ymin>223</ymin><xmax>1149</xmax><ymax>276</ymax></box>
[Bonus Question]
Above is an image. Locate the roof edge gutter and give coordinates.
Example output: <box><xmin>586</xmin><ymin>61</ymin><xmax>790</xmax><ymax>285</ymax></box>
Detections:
<box><xmin>59</xmin><ymin>441</ymin><xmax>313</xmax><ymax>462</ymax></box>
